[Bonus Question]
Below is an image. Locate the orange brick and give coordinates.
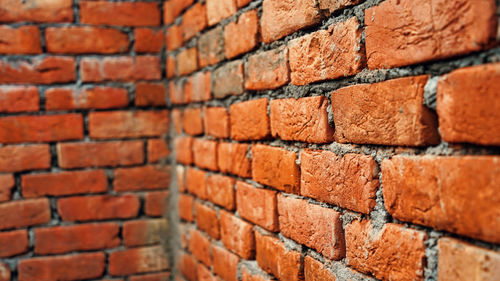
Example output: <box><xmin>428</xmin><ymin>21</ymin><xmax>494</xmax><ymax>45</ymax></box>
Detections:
<box><xmin>198</xmin><ymin>26</ymin><xmax>224</xmax><ymax>67</ymax></box>
<box><xmin>252</xmin><ymin>144</ymin><xmax>299</xmax><ymax>193</ymax></box>
<box><xmin>81</xmin><ymin>56</ymin><xmax>161</xmax><ymax>82</ymax></box>
<box><xmin>179</xmin><ymin>194</ymin><xmax>194</xmax><ymax>222</ymax></box>
<box><xmin>182</xmin><ymin>107</ymin><xmax>203</xmax><ymax>135</ymax></box>
<box><xmin>166</xmin><ymin>55</ymin><xmax>176</xmax><ymax>78</ymax></box>
<box><xmin>237</xmin><ymin>181</ymin><xmax>278</xmax><ymax>232</ymax></box>
<box><xmin>176</xmin><ymin>137</ymin><xmax>194</xmax><ymax>165</ymax></box>
<box><xmin>123</xmin><ymin>219</ymin><xmax>167</xmax><ymax>247</ymax></box>
<box><xmin>204</xmin><ymin>107</ymin><xmax>229</xmax><ymax>138</ymax></box>
<box><xmin>166</xmin><ymin>24</ymin><xmax>183</xmax><ymax>51</ymax></box>
<box><xmin>182</xmin><ymin>3</ymin><xmax>207</xmax><ymax>41</ymax></box>
<box><xmin>169</xmin><ymin>80</ymin><xmax>185</xmax><ymax>105</ymax></box>
<box><xmin>245</xmin><ymin>47</ymin><xmax>289</xmax><ymax>90</ymax></box>
<box><xmin>217</xmin><ymin>142</ymin><xmax>251</xmax><ymax>178</ymax></box>
<box><xmin>206</xmin><ymin>0</ymin><xmax>236</xmax><ymax>25</ymax></box>
<box><xmin>148</xmin><ymin>139</ymin><xmax>170</xmax><ymax>163</ymax></box>
<box><xmin>109</xmin><ymin>246</ymin><xmax>168</xmax><ymax>276</ymax></box>
<box><xmin>0</xmin><ymin>0</ymin><xmax>73</xmax><ymax>23</ymax></box>
<box><xmin>230</xmin><ymin>99</ymin><xmax>270</xmax><ymax>140</ymax></box>
<box><xmin>80</xmin><ymin>1</ymin><xmax>160</xmax><ymax>27</ymax></box>
<box><xmin>186</xmin><ymin>168</ymin><xmax>207</xmax><ymax>199</ymax></box>
<box><xmin>46</xmin><ymin>27</ymin><xmax>129</xmax><ymax>54</ymax></box>
<box><xmin>164</xmin><ymin>0</ymin><xmax>194</xmax><ymax>24</ymax></box>
<box><xmin>213</xmin><ymin>60</ymin><xmax>244</xmax><ymax>98</ymax></box>
<box><xmin>224</xmin><ymin>10</ymin><xmax>259</xmax><ymax>59</ymax></box>
<box><xmin>0</xmin><ymin>144</ymin><xmax>50</xmax><ymax>172</ymax></box>
<box><xmin>58</xmin><ymin>195</ymin><xmax>140</xmax><ymax>222</ymax></box>
<box><xmin>89</xmin><ymin>110</ymin><xmax>168</xmax><ymax>139</ymax></box>
<box><xmin>185</xmin><ymin>71</ymin><xmax>211</xmax><ymax>102</ymax></box>
<box><xmin>114</xmin><ymin>165</ymin><xmax>170</xmax><ymax>192</ymax></box>
<box><xmin>195</xmin><ymin>202</ymin><xmax>219</xmax><ymax>239</ymax></box>
<box><xmin>0</xmin><ymin>230</ymin><xmax>28</xmax><ymax>258</ymax></box>
<box><xmin>134</xmin><ymin>28</ymin><xmax>164</xmax><ymax>53</ymax></box>
<box><xmin>220</xmin><ymin>210</ymin><xmax>255</xmax><ymax>259</ymax></box>
<box><xmin>0</xmin><ymin>26</ymin><xmax>41</xmax><ymax>54</ymax></box>
<box><xmin>178</xmin><ymin>252</ymin><xmax>198</xmax><ymax>281</ymax></box>
<box><xmin>0</xmin><ymin>86</ymin><xmax>39</xmax><ymax>113</ymax></box>
<box><xmin>193</xmin><ymin>139</ymin><xmax>218</xmax><ymax>171</ymax></box>
<box><xmin>0</xmin><ymin>199</ymin><xmax>50</xmax><ymax>230</ymax></box>
<box><xmin>0</xmin><ymin>57</ymin><xmax>75</xmax><ymax>84</ymax></box>
<box><xmin>189</xmin><ymin>230</ymin><xmax>212</xmax><ymax>267</ymax></box>
<box><xmin>45</xmin><ymin>87</ymin><xmax>128</xmax><ymax>110</ymax></box>
<box><xmin>145</xmin><ymin>191</ymin><xmax>169</xmax><ymax>217</ymax></box>
<box><xmin>135</xmin><ymin>82</ymin><xmax>167</xmax><ymax>107</ymax></box>
<box><xmin>206</xmin><ymin>174</ymin><xmax>235</xmax><ymax>210</ymax></box>
<box><xmin>211</xmin><ymin>245</ymin><xmax>239</xmax><ymax>281</ymax></box>
<box><xmin>319</xmin><ymin>0</ymin><xmax>360</xmax><ymax>14</ymax></box>
<box><xmin>0</xmin><ymin>174</ymin><xmax>14</xmax><ymax>202</ymax></box>
<box><xmin>304</xmin><ymin>256</ymin><xmax>335</xmax><ymax>281</ymax></box>
<box><xmin>177</xmin><ymin>48</ymin><xmax>198</xmax><ymax>76</ymax></box>
<box><xmin>130</xmin><ymin>272</ymin><xmax>170</xmax><ymax>281</ymax></box>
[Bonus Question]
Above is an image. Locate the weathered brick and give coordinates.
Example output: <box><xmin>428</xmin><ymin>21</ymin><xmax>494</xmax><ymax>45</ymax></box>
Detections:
<box><xmin>179</xmin><ymin>194</ymin><xmax>194</xmax><ymax>222</ymax></box>
<box><xmin>189</xmin><ymin>229</ymin><xmax>212</xmax><ymax>267</ymax></box>
<box><xmin>0</xmin><ymin>230</ymin><xmax>28</xmax><ymax>258</ymax></box>
<box><xmin>437</xmin><ymin>63</ymin><xmax>500</xmax><ymax>145</ymax></box>
<box><xmin>0</xmin><ymin>175</ymin><xmax>14</xmax><ymax>202</ymax></box>
<box><xmin>270</xmin><ymin>96</ymin><xmax>333</xmax><ymax>143</ymax></box>
<box><xmin>237</xmin><ymin>0</ymin><xmax>252</xmax><ymax>7</ymax></box>
<box><xmin>46</xmin><ymin>27</ymin><xmax>129</xmax><ymax>54</ymax></box>
<box><xmin>224</xmin><ymin>10</ymin><xmax>259</xmax><ymax>59</ymax></box>
<box><xmin>135</xmin><ymin>28</ymin><xmax>164</xmax><ymax>53</ymax></box>
<box><xmin>166</xmin><ymin>55</ymin><xmax>176</xmax><ymax>78</ymax></box>
<box><xmin>0</xmin><ymin>144</ymin><xmax>50</xmax><ymax>172</ymax></box>
<box><xmin>289</xmin><ymin>17</ymin><xmax>363</xmax><ymax>85</ymax></box>
<box><xmin>278</xmin><ymin>195</ymin><xmax>344</xmax><ymax>260</ymax></box>
<box><xmin>0</xmin><ymin>0</ymin><xmax>73</xmax><ymax>23</ymax></box>
<box><xmin>195</xmin><ymin>202</ymin><xmax>219</xmax><ymax>239</ymax></box>
<box><xmin>198</xmin><ymin>26</ymin><xmax>224</xmax><ymax>67</ymax></box>
<box><xmin>46</xmin><ymin>87</ymin><xmax>128</xmax><ymax>110</ymax></box>
<box><xmin>438</xmin><ymin>237</ymin><xmax>500</xmax><ymax>281</ymax></box>
<box><xmin>177</xmin><ymin>48</ymin><xmax>198</xmax><ymax>76</ymax></box>
<box><xmin>193</xmin><ymin>139</ymin><xmax>218</xmax><ymax>171</ymax></box>
<box><xmin>169</xmin><ymin>80</ymin><xmax>185</xmax><ymax>105</ymax></box>
<box><xmin>206</xmin><ymin>0</ymin><xmax>236</xmax><ymax>26</ymax></box>
<box><xmin>135</xmin><ymin>83</ymin><xmax>167</xmax><ymax>107</ymax></box>
<box><xmin>0</xmin><ymin>114</ymin><xmax>82</xmax><ymax>144</ymax></box>
<box><xmin>237</xmin><ymin>182</ymin><xmax>278</xmax><ymax>232</ymax></box>
<box><xmin>204</xmin><ymin>107</ymin><xmax>229</xmax><ymax>138</ymax></box>
<box><xmin>346</xmin><ymin>220</ymin><xmax>427</xmax><ymax>281</ymax></box>
<box><xmin>0</xmin><ymin>57</ymin><xmax>75</xmax><ymax>84</ymax></box>
<box><xmin>22</xmin><ymin>170</ymin><xmax>107</xmax><ymax>198</ymax></box>
<box><xmin>109</xmin><ymin>246</ymin><xmax>169</xmax><ymax>276</ymax></box>
<box><xmin>206</xmin><ymin>174</ymin><xmax>235</xmax><ymax>210</ymax></box>
<box><xmin>213</xmin><ymin>60</ymin><xmax>244</xmax><ymax>98</ymax></box>
<box><xmin>261</xmin><ymin>0</ymin><xmax>321</xmax><ymax>43</ymax></box>
<box><xmin>182</xmin><ymin>3</ymin><xmax>207</xmax><ymax>41</ymax></box>
<box><xmin>185</xmin><ymin>71</ymin><xmax>211</xmax><ymax>102</ymax></box>
<box><xmin>177</xmin><ymin>165</ymin><xmax>186</xmax><ymax>192</ymax></box>
<box><xmin>230</xmin><ymin>99</ymin><xmax>270</xmax><ymax>140</ymax></box>
<box><xmin>58</xmin><ymin>195</ymin><xmax>140</xmax><ymax>222</ymax></box>
<box><xmin>0</xmin><ymin>262</ymin><xmax>10</xmax><ymax>281</ymax></box>
<box><xmin>241</xmin><ymin>267</ymin><xmax>270</xmax><ymax>281</ymax></box>
<box><xmin>301</xmin><ymin>150</ymin><xmax>379</xmax><ymax>214</ymax></box>
<box><xmin>0</xmin><ymin>86</ymin><xmax>39</xmax><ymax>113</ymax></box>
<box><xmin>218</xmin><ymin>142</ymin><xmax>251</xmax><ymax>178</ymax></box>
<box><xmin>382</xmin><ymin>155</ymin><xmax>500</xmax><ymax>243</ymax></box>
<box><xmin>123</xmin><ymin>219</ymin><xmax>167</xmax><ymax>247</ymax></box>
<box><xmin>81</xmin><ymin>56</ymin><xmax>161</xmax><ymax>82</ymax></box>
<box><xmin>164</xmin><ymin>0</ymin><xmax>194</xmax><ymax>24</ymax></box>
<box><xmin>148</xmin><ymin>139</ymin><xmax>170</xmax><ymax>163</ymax></box>
<box><xmin>176</xmin><ymin>137</ymin><xmax>194</xmax><ymax>165</ymax></box>
<box><xmin>80</xmin><ymin>1</ymin><xmax>160</xmax><ymax>27</ymax></box>
<box><xmin>365</xmin><ymin>0</ymin><xmax>497</xmax><ymax>69</ymax></box>
<box><xmin>0</xmin><ymin>199</ymin><xmax>50</xmax><ymax>230</ymax></box>
<box><xmin>166</xmin><ymin>25</ymin><xmax>183</xmax><ymax>51</ymax></box>
<box><xmin>34</xmin><ymin>223</ymin><xmax>119</xmax><ymax>254</ymax></box>
<box><xmin>89</xmin><ymin>110</ymin><xmax>168</xmax><ymax>139</ymax></box>
<box><xmin>182</xmin><ymin>107</ymin><xmax>203</xmax><ymax>135</ymax></box>
<box><xmin>252</xmin><ymin>144</ymin><xmax>299</xmax><ymax>193</ymax></box>
<box><xmin>114</xmin><ymin>165</ymin><xmax>170</xmax><ymax>192</ymax></box>
<box><xmin>220</xmin><ymin>210</ymin><xmax>255</xmax><ymax>259</ymax></box>
<box><xmin>198</xmin><ymin>264</ymin><xmax>216</xmax><ymax>281</ymax></box>
<box><xmin>145</xmin><ymin>191</ymin><xmax>168</xmax><ymax>217</ymax></box>
<box><xmin>130</xmin><ymin>272</ymin><xmax>170</xmax><ymax>281</ymax></box>
<box><xmin>319</xmin><ymin>0</ymin><xmax>360</xmax><ymax>14</ymax></box>
<box><xmin>18</xmin><ymin>253</ymin><xmax>105</xmax><ymax>281</ymax></box>
<box><xmin>332</xmin><ymin>75</ymin><xmax>440</xmax><ymax>146</ymax></box>
<box><xmin>245</xmin><ymin>47</ymin><xmax>289</xmax><ymax>90</ymax></box>
<box><xmin>304</xmin><ymin>256</ymin><xmax>335</xmax><ymax>281</ymax></box>
<box><xmin>0</xmin><ymin>26</ymin><xmax>41</xmax><ymax>54</ymax></box>
<box><xmin>178</xmin><ymin>252</ymin><xmax>198</xmax><ymax>281</ymax></box>
<box><xmin>211</xmin><ymin>245</ymin><xmax>239</xmax><ymax>281</ymax></box>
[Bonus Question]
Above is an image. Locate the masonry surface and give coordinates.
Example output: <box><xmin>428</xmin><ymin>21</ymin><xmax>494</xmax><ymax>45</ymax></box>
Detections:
<box><xmin>0</xmin><ymin>0</ymin><xmax>499</xmax><ymax>281</ymax></box>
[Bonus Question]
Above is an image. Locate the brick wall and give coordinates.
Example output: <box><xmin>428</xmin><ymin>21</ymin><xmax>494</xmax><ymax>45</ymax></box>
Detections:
<box><xmin>169</xmin><ymin>0</ymin><xmax>500</xmax><ymax>281</ymax></box>
<box><xmin>0</xmin><ymin>0</ymin><xmax>170</xmax><ymax>280</ymax></box>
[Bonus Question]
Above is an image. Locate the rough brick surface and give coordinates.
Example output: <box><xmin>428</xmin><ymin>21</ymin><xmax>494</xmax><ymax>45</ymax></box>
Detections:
<box><xmin>186</xmin><ymin>168</ymin><xmax>207</xmax><ymax>199</ymax></box>
<box><xmin>145</xmin><ymin>191</ymin><xmax>168</xmax><ymax>217</ymax></box>
<box><xmin>114</xmin><ymin>165</ymin><xmax>170</xmax><ymax>192</ymax></box>
<box><xmin>230</xmin><ymin>99</ymin><xmax>270</xmax><ymax>140</ymax></box>
<box><xmin>211</xmin><ymin>245</ymin><xmax>239</xmax><ymax>281</ymax></box>
<box><xmin>220</xmin><ymin>210</ymin><xmax>255</xmax><ymax>259</ymax></box>
<box><xmin>304</xmin><ymin>256</ymin><xmax>335</xmax><ymax>281</ymax></box>
<box><xmin>217</xmin><ymin>142</ymin><xmax>251</xmax><ymax>178</ymax></box>
<box><xmin>0</xmin><ymin>175</ymin><xmax>14</xmax><ymax>202</ymax></box>
<box><xmin>0</xmin><ymin>199</ymin><xmax>51</xmax><ymax>230</ymax></box>
<box><xmin>134</xmin><ymin>28</ymin><xmax>164</xmax><ymax>53</ymax></box>
<box><xmin>177</xmin><ymin>48</ymin><xmax>198</xmax><ymax>76</ymax></box>
<box><xmin>224</xmin><ymin>10</ymin><xmax>259</xmax><ymax>59</ymax></box>
<box><xmin>213</xmin><ymin>60</ymin><xmax>244</xmax><ymax>98</ymax></box>
<box><xmin>80</xmin><ymin>1</ymin><xmax>160</xmax><ymax>27</ymax></box>
<box><xmin>245</xmin><ymin>47</ymin><xmax>290</xmax><ymax>90</ymax></box>
<box><xmin>0</xmin><ymin>86</ymin><xmax>39</xmax><ymax>113</ymax></box>
<box><xmin>46</xmin><ymin>27</ymin><xmax>129</xmax><ymax>54</ymax></box>
<box><xmin>0</xmin><ymin>262</ymin><xmax>10</xmax><ymax>281</ymax></box>
<box><xmin>46</xmin><ymin>87</ymin><xmax>128</xmax><ymax>110</ymax></box>
<box><xmin>206</xmin><ymin>175</ymin><xmax>235</xmax><ymax>210</ymax></box>
<box><xmin>183</xmin><ymin>107</ymin><xmax>203</xmax><ymax>136</ymax></box>
<box><xmin>0</xmin><ymin>230</ymin><xmax>28</xmax><ymax>258</ymax></box>
<box><xmin>135</xmin><ymin>83</ymin><xmax>167</xmax><ymax>107</ymax></box>
<box><xmin>193</xmin><ymin>139</ymin><xmax>218</xmax><ymax>171</ymax></box>
<box><xmin>198</xmin><ymin>26</ymin><xmax>224</xmax><ymax>68</ymax></box>
<box><xmin>0</xmin><ymin>26</ymin><xmax>41</xmax><ymax>54</ymax></box>
<box><xmin>89</xmin><ymin>110</ymin><xmax>168</xmax><ymax>139</ymax></box>
<box><xmin>206</xmin><ymin>0</ymin><xmax>237</xmax><ymax>26</ymax></box>
<box><xmin>0</xmin><ymin>144</ymin><xmax>50</xmax><ymax>172</ymax></box>
<box><xmin>0</xmin><ymin>0</ymin><xmax>73</xmax><ymax>23</ymax></box>
<box><xmin>81</xmin><ymin>56</ymin><xmax>161</xmax><ymax>82</ymax></box>
<box><xmin>109</xmin><ymin>246</ymin><xmax>169</xmax><ymax>276</ymax></box>
<box><xmin>189</xmin><ymin>230</ymin><xmax>212</xmax><ymax>267</ymax></box>
<box><xmin>123</xmin><ymin>219</ymin><xmax>167</xmax><ymax>247</ymax></box>
<box><xmin>195</xmin><ymin>202</ymin><xmax>220</xmax><ymax>239</ymax></box>
<box><xmin>236</xmin><ymin>181</ymin><xmax>278</xmax><ymax>231</ymax></box>
<box><xmin>58</xmin><ymin>195</ymin><xmax>140</xmax><ymax>222</ymax></box>
<box><xmin>0</xmin><ymin>57</ymin><xmax>75</xmax><ymax>84</ymax></box>
<box><xmin>182</xmin><ymin>3</ymin><xmax>207</xmax><ymax>41</ymax></box>
<box><xmin>204</xmin><ymin>107</ymin><xmax>229</xmax><ymax>138</ymax></box>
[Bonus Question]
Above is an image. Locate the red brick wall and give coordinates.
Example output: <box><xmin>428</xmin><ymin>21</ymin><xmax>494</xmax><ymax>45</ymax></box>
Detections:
<box><xmin>0</xmin><ymin>0</ymin><xmax>170</xmax><ymax>280</ymax></box>
<box><xmin>169</xmin><ymin>0</ymin><xmax>500</xmax><ymax>280</ymax></box>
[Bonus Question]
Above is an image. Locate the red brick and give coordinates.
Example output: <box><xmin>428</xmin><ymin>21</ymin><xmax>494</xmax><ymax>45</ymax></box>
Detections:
<box><xmin>176</xmin><ymin>137</ymin><xmax>194</xmax><ymax>165</ymax></box>
<box><xmin>206</xmin><ymin>174</ymin><xmax>235</xmax><ymax>210</ymax></box>
<box><xmin>289</xmin><ymin>17</ymin><xmax>363</xmax><ymax>85</ymax></box>
<box><xmin>189</xmin><ymin>229</ymin><xmax>212</xmax><ymax>267</ymax></box>
<box><xmin>204</xmin><ymin>107</ymin><xmax>229</xmax><ymax>138</ymax></box>
<box><xmin>195</xmin><ymin>202</ymin><xmax>219</xmax><ymax>239</ymax></box>
<box><xmin>217</xmin><ymin>142</ymin><xmax>251</xmax><ymax>178</ymax></box>
<box><xmin>206</xmin><ymin>0</ymin><xmax>236</xmax><ymax>26</ymax></box>
<box><xmin>57</xmin><ymin>141</ymin><xmax>143</xmax><ymax>169</ymax></box>
<box><xmin>46</xmin><ymin>87</ymin><xmax>128</xmax><ymax>110</ymax></box>
<box><xmin>89</xmin><ymin>110</ymin><xmax>168</xmax><ymax>139</ymax></box>
<box><xmin>18</xmin><ymin>253</ymin><xmax>105</xmax><ymax>281</ymax></box>
<box><xmin>278</xmin><ymin>195</ymin><xmax>344</xmax><ymax>260</ymax></box>
<box><xmin>135</xmin><ymin>83</ymin><xmax>167</xmax><ymax>107</ymax></box>
<box><xmin>46</xmin><ymin>27</ymin><xmax>128</xmax><ymax>54</ymax></box>
<box><xmin>123</xmin><ymin>219</ymin><xmax>167</xmax><ymax>247</ymax></box>
<box><xmin>0</xmin><ymin>144</ymin><xmax>50</xmax><ymax>172</ymax></box>
<box><xmin>164</xmin><ymin>0</ymin><xmax>194</xmax><ymax>24</ymax></box>
<box><xmin>211</xmin><ymin>245</ymin><xmax>239</xmax><ymax>281</ymax></box>
<box><xmin>270</xmin><ymin>96</ymin><xmax>333</xmax><ymax>143</ymax></box>
<box><xmin>179</xmin><ymin>194</ymin><xmax>194</xmax><ymax>222</ymax></box>
<box><xmin>81</xmin><ymin>56</ymin><xmax>161</xmax><ymax>82</ymax></box>
<box><xmin>230</xmin><ymin>99</ymin><xmax>270</xmax><ymax>140</ymax></box>
<box><xmin>346</xmin><ymin>220</ymin><xmax>427</xmax><ymax>281</ymax></box>
<box><xmin>193</xmin><ymin>139</ymin><xmax>218</xmax><ymax>171</ymax></box>
<box><xmin>0</xmin><ymin>175</ymin><xmax>14</xmax><ymax>202</ymax></box>
<box><xmin>252</xmin><ymin>144</ymin><xmax>299</xmax><ymax>193</ymax></box>
<box><xmin>437</xmin><ymin>63</ymin><xmax>500</xmax><ymax>145</ymax></box>
<box><xmin>114</xmin><ymin>165</ymin><xmax>170</xmax><ymax>192</ymax></box>
<box><xmin>177</xmin><ymin>165</ymin><xmax>186</xmax><ymax>192</ymax></box>
<box><xmin>178</xmin><ymin>252</ymin><xmax>198</xmax><ymax>281</ymax></box>
<box><xmin>182</xmin><ymin>107</ymin><xmax>203</xmax><ymax>135</ymax></box>
<box><xmin>182</xmin><ymin>3</ymin><xmax>208</xmax><ymax>41</ymax></box>
<box><xmin>382</xmin><ymin>155</ymin><xmax>500</xmax><ymax>243</ymax></box>
<box><xmin>213</xmin><ymin>60</ymin><xmax>244</xmax><ymax>98</ymax></box>
<box><xmin>198</xmin><ymin>26</ymin><xmax>224</xmax><ymax>67</ymax></box>
<box><xmin>22</xmin><ymin>170</ymin><xmax>107</xmax><ymax>198</ymax></box>
<box><xmin>170</xmin><ymin>80</ymin><xmax>185</xmax><ymax>104</ymax></box>
<box><xmin>237</xmin><ymin>0</ymin><xmax>252</xmax><ymax>7</ymax></box>
<box><xmin>58</xmin><ymin>195</ymin><xmax>139</xmax><ymax>222</ymax></box>
<box><xmin>224</xmin><ymin>10</ymin><xmax>259</xmax><ymax>59</ymax></box>
<box><xmin>148</xmin><ymin>139</ymin><xmax>170</xmax><ymax>163</ymax></box>
<box><xmin>198</xmin><ymin>264</ymin><xmax>216</xmax><ymax>281</ymax></box>
<box><xmin>167</xmin><ymin>25</ymin><xmax>183</xmax><ymax>51</ymax></box>
<box><xmin>304</xmin><ymin>256</ymin><xmax>335</xmax><ymax>281</ymax></box>
<box><xmin>109</xmin><ymin>245</ymin><xmax>169</xmax><ymax>276</ymax></box>
<box><xmin>130</xmin><ymin>272</ymin><xmax>170</xmax><ymax>281</ymax></box>
<box><xmin>0</xmin><ymin>86</ymin><xmax>38</xmax><ymax>113</ymax></box>
<box><xmin>145</xmin><ymin>191</ymin><xmax>168</xmax><ymax>217</ymax></box>
<box><xmin>332</xmin><ymin>76</ymin><xmax>440</xmax><ymax>146</ymax></box>
<box><xmin>185</xmin><ymin>71</ymin><xmax>212</xmax><ymax>102</ymax></box>
<box><xmin>0</xmin><ymin>0</ymin><xmax>73</xmax><ymax>23</ymax></box>
<box><xmin>365</xmin><ymin>0</ymin><xmax>497</xmax><ymax>69</ymax></box>
<box><xmin>0</xmin><ymin>114</ymin><xmax>82</xmax><ymax>144</ymax></box>
<box><xmin>80</xmin><ymin>1</ymin><xmax>160</xmax><ymax>26</ymax></box>
<box><xmin>177</xmin><ymin>48</ymin><xmax>198</xmax><ymax>76</ymax></box>
<box><xmin>241</xmin><ymin>268</ymin><xmax>270</xmax><ymax>281</ymax></box>
<box><xmin>0</xmin><ymin>26</ymin><xmax>41</xmax><ymax>54</ymax></box>
<box><xmin>34</xmin><ymin>223</ymin><xmax>119</xmax><ymax>255</ymax></box>
<box><xmin>0</xmin><ymin>56</ymin><xmax>75</xmax><ymax>84</ymax></box>
<box><xmin>319</xmin><ymin>0</ymin><xmax>360</xmax><ymax>14</ymax></box>
<box><xmin>438</xmin><ymin>237</ymin><xmax>500</xmax><ymax>281</ymax></box>
<box><xmin>245</xmin><ymin>47</ymin><xmax>289</xmax><ymax>90</ymax></box>
<box><xmin>167</xmin><ymin>55</ymin><xmax>176</xmax><ymax>78</ymax></box>
<box><xmin>135</xmin><ymin>28</ymin><xmax>164</xmax><ymax>53</ymax></box>
<box><xmin>261</xmin><ymin>0</ymin><xmax>321</xmax><ymax>43</ymax></box>
<box><xmin>0</xmin><ymin>230</ymin><xmax>28</xmax><ymax>258</ymax></box>
<box><xmin>300</xmin><ymin>150</ymin><xmax>379</xmax><ymax>214</ymax></box>
<box><xmin>255</xmin><ymin>231</ymin><xmax>303</xmax><ymax>280</ymax></box>
<box><xmin>237</xmin><ymin>182</ymin><xmax>278</xmax><ymax>232</ymax></box>
<box><xmin>0</xmin><ymin>262</ymin><xmax>9</xmax><ymax>281</ymax></box>
<box><xmin>220</xmin><ymin>210</ymin><xmax>255</xmax><ymax>259</ymax></box>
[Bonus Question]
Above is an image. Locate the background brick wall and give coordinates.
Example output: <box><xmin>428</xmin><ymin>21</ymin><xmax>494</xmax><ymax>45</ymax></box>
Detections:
<box><xmin>168</xmin><ymin>0</ymin><xmax>500</xmax><ymax>280</ymax></box>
